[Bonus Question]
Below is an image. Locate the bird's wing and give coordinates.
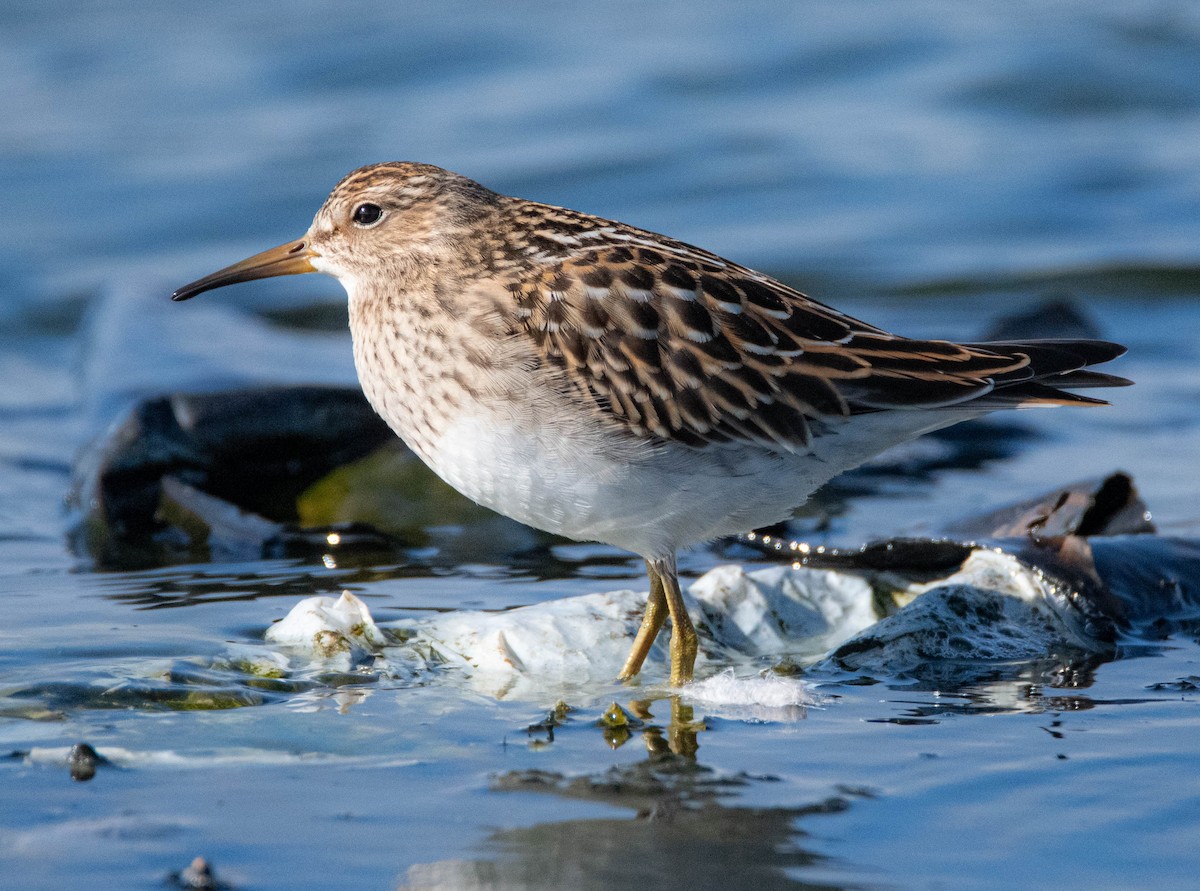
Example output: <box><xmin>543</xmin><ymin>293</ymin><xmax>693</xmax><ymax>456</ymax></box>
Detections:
<box><xmin>501</xmin><ymin>212</ymin><xmax>1125</xmax><ymax>452</ymax></box>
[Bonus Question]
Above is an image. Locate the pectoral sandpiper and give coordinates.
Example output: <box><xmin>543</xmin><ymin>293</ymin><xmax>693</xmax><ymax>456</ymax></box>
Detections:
<box><xmin>172</xmin><ymin>162</ymin><xmax>1129</xmax><ymax>686</ymax></box>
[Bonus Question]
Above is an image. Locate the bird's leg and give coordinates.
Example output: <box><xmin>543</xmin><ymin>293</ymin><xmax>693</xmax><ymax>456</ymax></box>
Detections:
<box><xmin>655</xmin><ymin>553</ymin><xmax>697</xmax><ymax>686</ymax></box>
<box><xmin>618</xmin><ymin>560</ymin><xmax>668</xmax><ymax>681</ymax></box>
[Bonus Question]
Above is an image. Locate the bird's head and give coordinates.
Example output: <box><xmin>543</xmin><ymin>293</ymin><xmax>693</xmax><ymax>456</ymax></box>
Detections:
<box><xmin>171</xmin><ymin>162</ymin><xmax>498</xmax><ymax>302</ymax></box>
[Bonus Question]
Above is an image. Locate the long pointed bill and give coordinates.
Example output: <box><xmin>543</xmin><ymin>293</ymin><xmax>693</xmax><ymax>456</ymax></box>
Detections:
<box><xmin>171</xmin><ymin>238</ymin><xmax>317</xmax><ymax>301</ymax></box>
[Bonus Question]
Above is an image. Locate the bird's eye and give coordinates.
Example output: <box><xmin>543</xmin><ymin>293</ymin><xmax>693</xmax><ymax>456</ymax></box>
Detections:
<box><xmin>352</xmin><ymin>203</ymin><xmax>384</xmax><ymax>227</ymax></box>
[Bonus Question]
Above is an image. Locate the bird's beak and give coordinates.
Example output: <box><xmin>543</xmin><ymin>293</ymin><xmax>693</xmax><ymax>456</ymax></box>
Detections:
<box><xmin>171</xmin><ymin>238</ymin><xmax>317</xmax><ymax>301</ymax></box>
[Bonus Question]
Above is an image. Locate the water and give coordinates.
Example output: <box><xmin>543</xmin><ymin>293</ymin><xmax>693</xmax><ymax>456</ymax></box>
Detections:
<box><xmin>2</xmin><ymin>2</ymin><xmax>1200</xmax><ymax>888</ymax></box>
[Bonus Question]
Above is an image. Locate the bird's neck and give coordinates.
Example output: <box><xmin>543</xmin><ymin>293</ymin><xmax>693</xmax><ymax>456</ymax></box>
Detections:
<box><xmin>345</xmin><ymin>274</ymin><xmax>533</xmax><ymax>462</ymax></box>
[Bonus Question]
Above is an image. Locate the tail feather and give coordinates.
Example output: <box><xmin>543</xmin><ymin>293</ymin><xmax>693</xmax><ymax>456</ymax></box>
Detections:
<box><xmin>1039</xmin><ymin>369</ymin><xmax>1134</xmax><ymax>390</ymax></box>
<box><xmin>964</xmin><ymin>338</ymin><xmax>1128</xmax><ymax>370</ymax></box>
<box><xmin>964</xmin><ymin>338</ymin><xmax>1129</xmax><ymax>410</ymax></box>
<box><xmin>840</xmin><ymin>336</ymin><xmax>1130</xmax><ymax>414</ymax></box>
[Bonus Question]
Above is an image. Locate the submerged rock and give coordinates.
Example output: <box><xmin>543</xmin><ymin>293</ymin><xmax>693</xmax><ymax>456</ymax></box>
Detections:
<box><xmin>943</xmin><ymin>471</ymin><xmax>1154</xmax><ymax>539</ymax></box>
<box><xmin>69</xmin><ymin>386</ymin><xmax>395</xmax><ymax>567</ymax></box>
<box><xmin>978</xmin><ymin>295</ymin><xmax>1105</xmax><ymax>342</ymax></box>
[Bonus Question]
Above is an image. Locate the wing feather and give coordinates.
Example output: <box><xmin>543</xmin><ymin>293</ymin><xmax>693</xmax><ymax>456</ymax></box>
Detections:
<box><xmin>501</xmin><ymin>202</ymin><xmax>1127</xmax><ymax>452</ymax></box>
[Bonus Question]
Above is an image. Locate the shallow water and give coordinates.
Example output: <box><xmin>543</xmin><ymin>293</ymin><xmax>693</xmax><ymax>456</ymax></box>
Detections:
<box><xmin>2</xmin><ymin>3</ymin><xmax>1200</xmax><ymax>889</ymax></box>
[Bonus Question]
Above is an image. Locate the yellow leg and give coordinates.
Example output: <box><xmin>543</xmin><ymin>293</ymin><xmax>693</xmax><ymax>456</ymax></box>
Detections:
<box><xmin>655</xmin><ymin>554</ymin><xmax>697</xmax><ymax>686</ymax></box>
<box><xmin>618</xmin><ymin>561</ymin><xmax>668</xmax><ymax>681</ymax></box>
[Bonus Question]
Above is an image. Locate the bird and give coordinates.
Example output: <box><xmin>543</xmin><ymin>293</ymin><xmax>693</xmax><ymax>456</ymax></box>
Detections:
<box><xmin>171</xmin><ymin>162</ymin><xmax>1129</xmax><ymax>686</ymax></box>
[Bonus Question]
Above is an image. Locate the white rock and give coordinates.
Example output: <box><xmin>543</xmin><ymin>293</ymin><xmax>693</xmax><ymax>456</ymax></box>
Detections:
<box><xmin>689</xmin><ymin>563</ymin><xmax>877</xmax><ymax>659</ymax></box>
<box><xmin>258</xmin><ymin>554</ymin><xmax>1110</xmax><ymax>701</ymax></box>
<box><xmin>265</xmin><ymin>591</ymin><xmax>388</xmax><ymax>670</ymax></box>
<box><xmin>823</xmin><ymin>549</ymin><xmax>1106</xmax><ymax>673</ymax></box>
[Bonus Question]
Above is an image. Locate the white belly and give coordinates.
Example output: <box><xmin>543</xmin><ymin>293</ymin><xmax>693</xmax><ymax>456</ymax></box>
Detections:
<box><xmin>408</xmin><ymin>399</ymin><xmax>978</xmax><ymax>560</ymax></box>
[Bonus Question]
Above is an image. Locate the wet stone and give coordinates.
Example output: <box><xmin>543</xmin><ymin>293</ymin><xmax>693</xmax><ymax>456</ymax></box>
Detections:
<box><xmin>69</xmin><ymin>386</ymin><xmax>394</xmax><ymax>568</ymax></box>
<box><xmin>170</xmin><ymin>856</ymin><xmax>225</xmax><ymax>890</ymax></box>
<box><xmin>67</xmin><ymin>742</ymin><xmax>103</xmax><ymax>782</ymax></box>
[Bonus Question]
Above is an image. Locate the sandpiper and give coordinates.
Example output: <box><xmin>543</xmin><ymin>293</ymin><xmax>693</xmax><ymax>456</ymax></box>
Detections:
<box><xmin>172</xmin><ymin>162</ymin><xmax>1129</xmax><ymax>686</ymax></box>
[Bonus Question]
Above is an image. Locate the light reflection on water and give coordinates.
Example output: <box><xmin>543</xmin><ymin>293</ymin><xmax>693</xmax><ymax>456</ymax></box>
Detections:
<box><xmin>1</xmin><ymin>2</ymin><xmax>1199</xmax><ymax>889</ymax></box>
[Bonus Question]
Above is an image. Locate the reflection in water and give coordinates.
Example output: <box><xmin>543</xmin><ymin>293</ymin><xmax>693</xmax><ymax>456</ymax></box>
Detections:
<box><xmin>400</xmin><ymin>698</ymin><xmax>838</xmax><ymax>889</ymax></box>
<box><xmin>529</xmin><ymin>696</ymin><xmax>707</xmax><ymax>759</ymax></box>
<box><xmin>400</xmin><ymin>747</ymin><xmax>862</xmax><ymax>891</ymax></box>
<box><xmin>631</xmin><ymin>697</ymin><xmax>705</xmax><ymax>760</ymax></box>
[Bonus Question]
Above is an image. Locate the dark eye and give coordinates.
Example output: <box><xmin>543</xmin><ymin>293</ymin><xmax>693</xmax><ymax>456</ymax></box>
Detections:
<box><xmin>352</xmin><ymin>203</ymin><xmax>383</xmax><ymax>227</ymax></box>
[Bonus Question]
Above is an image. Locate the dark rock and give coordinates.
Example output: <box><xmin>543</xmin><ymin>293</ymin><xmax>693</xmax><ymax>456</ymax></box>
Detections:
<box><xmin>979</xmin><ymin>295</ymin><xmax>1103</xmax><ymax>341</ymax></box>
<box><xmin>945</xmin><ymin>471</ymin><xmax>1155</xmax><ymax>539</ymax></box>
<box><xmin>69</xmin><ymin>387</ymin><xmax>394</xmax><ymax>567</ymax></box>
<box><xmin>67</xmin><ymin>742</ymin><xmax>104</xmax><ymax>782</ymax></box>
<box><xmin>171</xmin><ymin>856</ymin><xmax>224</xmax><ymax>890</ymax></box>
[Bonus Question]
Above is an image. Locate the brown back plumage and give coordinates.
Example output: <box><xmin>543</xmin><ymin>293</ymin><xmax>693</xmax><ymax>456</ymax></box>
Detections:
<box><xmin>494</xmin><ymin>197</ymin><xmax>1129</xmax><ymax>453</ymax></box>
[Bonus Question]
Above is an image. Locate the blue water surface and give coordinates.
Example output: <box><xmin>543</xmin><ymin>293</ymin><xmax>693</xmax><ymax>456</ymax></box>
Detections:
<box><xmin>1</xmin><ymin>2</ymin><xmax>1199</xmax><ymax>889</ymax></box>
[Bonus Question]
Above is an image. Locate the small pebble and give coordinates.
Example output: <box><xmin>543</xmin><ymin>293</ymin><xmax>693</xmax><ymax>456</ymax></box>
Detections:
<box><xmin>175</xmin><ymin>856</ymin><xmax>220</xmax><ymax>890</ymax></box>
<box><xmin>67</xmin><ymin>742</ymin><xmax>101</xmax><ymax>782</ymax></box>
